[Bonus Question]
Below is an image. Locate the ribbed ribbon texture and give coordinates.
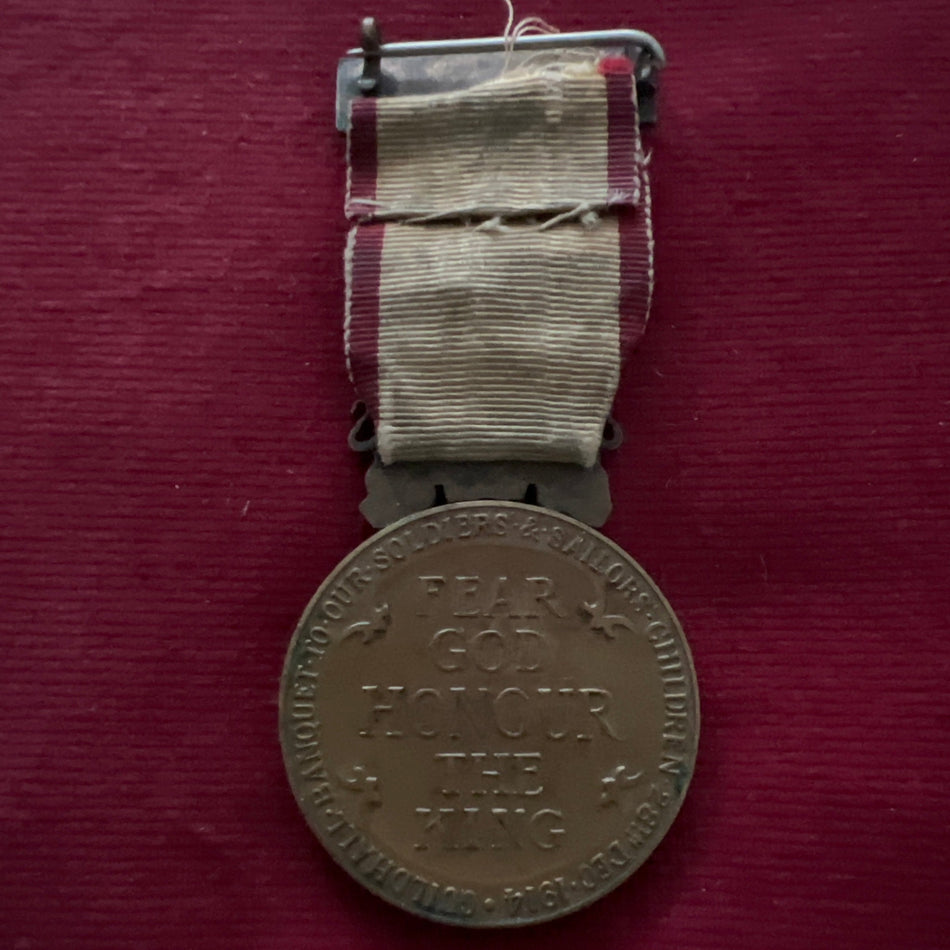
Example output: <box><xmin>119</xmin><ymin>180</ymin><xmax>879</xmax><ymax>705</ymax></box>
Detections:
<box><xmin>345</xmin><ymin>55</ymin><xmax>652</xmax><ymax>467</ymax></box>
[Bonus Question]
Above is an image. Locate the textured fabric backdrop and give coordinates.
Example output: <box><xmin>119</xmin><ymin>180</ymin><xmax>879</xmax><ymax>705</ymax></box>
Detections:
<box><xmin>1</xmin><ymin>1</ymin><xmax>948</xmax><ymax>948</ymax></box>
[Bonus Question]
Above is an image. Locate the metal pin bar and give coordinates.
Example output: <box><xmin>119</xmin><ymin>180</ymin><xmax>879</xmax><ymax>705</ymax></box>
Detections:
<box><xmin>344</xmin><ymin>28</ymin><xmax>666</xmax><ymax>71</ymax></box>
<box><xmin>337</xmin><ymin>21</ymin><xmax>665</xmax><ymax>130</ymax></box>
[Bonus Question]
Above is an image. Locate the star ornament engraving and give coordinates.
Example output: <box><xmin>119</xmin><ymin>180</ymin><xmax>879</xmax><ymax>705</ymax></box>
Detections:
<box><xmin>599</xmin><ymin>764</ymin><xmax>644</xmax><ymax>807</ymax></box>
<box><xmin>342</xmin><ymin>602</ymin><xmax>391</xmax><ymax>644</ymax></box>
<box><xmin>578</xmin><ymin>596</ymin><xmax>636</xmax><ymax>640</ymax></box>
<box><xmin>339</xmin><ymin>765</ymin><xmax>382</xmax><ymax>808</ymax></box>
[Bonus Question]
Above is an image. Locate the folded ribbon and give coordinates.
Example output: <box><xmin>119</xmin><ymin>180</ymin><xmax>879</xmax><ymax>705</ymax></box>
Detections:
<box><xmin>344</xmin><ymin>54</ymin><xmax>652</xmax><ymax>467</ymax></box>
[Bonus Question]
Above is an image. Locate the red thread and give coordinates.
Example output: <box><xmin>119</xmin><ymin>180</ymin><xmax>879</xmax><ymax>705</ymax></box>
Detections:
<box><xmin>599</xmin><ymin>55</ymin><xmax>635</xmax><ymax>76</ymax></box>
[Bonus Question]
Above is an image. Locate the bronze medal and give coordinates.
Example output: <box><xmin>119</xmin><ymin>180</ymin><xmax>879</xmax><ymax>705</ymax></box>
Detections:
<box><xmin>280</xmin><ymin>502</ymin><xmax>697</xmax><ymax>926</ymax></box>
<box><xmin>280</xmin><ymin>16</ymin><xmax>697</xmax><ymax>927</ymax></box>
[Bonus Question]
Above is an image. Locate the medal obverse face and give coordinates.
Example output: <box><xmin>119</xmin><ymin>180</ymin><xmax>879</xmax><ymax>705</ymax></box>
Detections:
<box><xmin>280</xmin><ymin>501</ymin><xmax>698</xmax><ymax>926</ymax></box>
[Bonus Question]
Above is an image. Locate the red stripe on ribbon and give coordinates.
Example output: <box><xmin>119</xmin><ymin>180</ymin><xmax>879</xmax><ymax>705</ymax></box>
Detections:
<box><xmin>603</xmin><ymin>60</ymin><xmax>638</xmax><ymax>206</ymax></box>
<box><xmin>618</xmin><ymin>204</ymin><xmax>652</xmax><ymax>358</ymax></box>
<box><xmin>347</xmin><ymin>225</ymin><xmax>384</xmax><ymax>419</ymax></box>
<box><xmin>347</xmin><ymin>97</ymin><xmax>378</xmax><ymax>219</ymax></box>
<box><xmin>603</xmin><ymin>60</ymin><xmax>651</xmax><ymax>356</ymax></box>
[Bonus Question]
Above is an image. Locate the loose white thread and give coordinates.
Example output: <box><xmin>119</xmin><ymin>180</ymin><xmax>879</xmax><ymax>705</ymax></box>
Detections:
<box><xmin>502</xmin><ymin>0</ymin><xmax>560</xmax><ymax>69</ymax></box>
<box><xmin>503</xmin><ymin>0</ymin><xmax>515</xmax><ymax>40</ymax></box>
<box><xmin>350</xmin><ymin>200</ymin><xmax>604</xmax><ymax>226</ymax></box>
<box><xmin>471</xmin><ymin>203</ymin><xmax>601</xmax><ymax>232</ymax></box>
<box><xmin>537</xmin><ymin>201</ymin><xmax>600</xmax><ymax>230</ymax></box>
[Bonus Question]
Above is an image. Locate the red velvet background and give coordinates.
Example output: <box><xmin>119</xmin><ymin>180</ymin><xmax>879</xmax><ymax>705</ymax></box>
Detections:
<box><xmin>2</xmin><ymin>2</ymin><xmax>948</xmax><ymax>947</ymax></box>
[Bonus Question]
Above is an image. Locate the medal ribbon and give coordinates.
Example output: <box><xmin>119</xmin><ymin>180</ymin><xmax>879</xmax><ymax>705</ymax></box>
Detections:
<box><xmin>344</xmin><ymin>55</ymin><xmax>652</xmax><ymax>467</ymax></box>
